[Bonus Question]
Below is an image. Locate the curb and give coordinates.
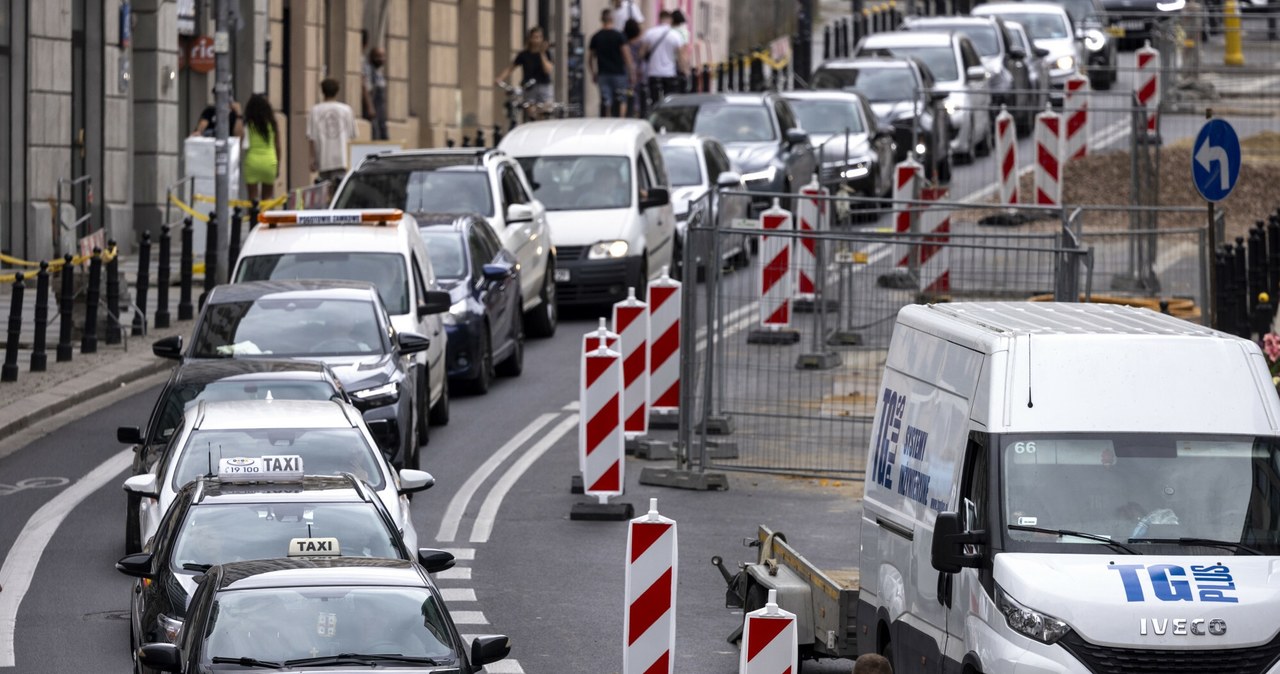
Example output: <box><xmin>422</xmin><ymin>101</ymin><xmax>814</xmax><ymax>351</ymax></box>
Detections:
<box><xmin>0</xmin><ymin>357</ymin><xmax>173</xmax><ymax>441</ymax></box>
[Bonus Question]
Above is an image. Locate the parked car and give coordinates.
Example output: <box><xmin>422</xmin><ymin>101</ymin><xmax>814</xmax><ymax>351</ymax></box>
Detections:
<box><xmin>782</xmin><ymin>90</ymin><xmax>896</xmax><ymax>206</ymax></box>
<box><xmin>1034</xmin><ymin>0</ymin><xmax>1120</xmax><ymax>87</ymax></box>
<box><xmin>1004</xmin><ymin>20</ymin><xmax>1054</xmax><ymax>110</ymax></box>
<box><xmin>1098</xmin><ymin>0</ymin><xmax>1176</xmax><ymax>46</ymax></box>
<box><xmin>649</xmin><ymin>92</ymin><xmax>818</xmax><ymax>215</ymax></box>
<box><xmin>657</xmin><ymin>133</ymin><xmax>751</xmax><ymax>279</ymax></box>
<box><xmin>854</xmin><ymin>31</ymin><xmax>994</xmax><ymax>163</ymax></box>
<box><xmin>331</xmin><ymin>148</ymin><xmax>558</xmax><ymax>337</ymax></box>
<box><xmin>416</xmin><ymin>213</ymin><xmax>524</xmax><ymax>394</ymax></box>
<box><xmin>900</xmin><ymin>15</ymin><xmax>1039</xmax><ymax>133</ymax></box>
<box><xmin>973</xmin><ymin>3</ymin><xmax>1084</xmax><ymax>102</ymax></box>
<box><xmin>811</xmin><ymin>56</ymin><xmax>952</xmax><ymax>184</ymax></box>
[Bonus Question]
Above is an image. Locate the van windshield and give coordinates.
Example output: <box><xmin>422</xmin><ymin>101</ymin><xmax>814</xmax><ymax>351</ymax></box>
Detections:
<box><xmin>515</xmin><ymin>155</ymin><xmax>632</xmax><ymax>211</ymax></box>
<box><xmin>1002</xmin><ymin>433</ymin><xmax>1280</xmax><ymax>554</ymax></box>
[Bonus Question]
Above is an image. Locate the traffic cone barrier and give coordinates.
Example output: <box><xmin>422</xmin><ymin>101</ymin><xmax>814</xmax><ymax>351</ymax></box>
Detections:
<box><xmin>624</xmin><ymin>498</ymin><xmax>677</xmax><ymax>674</ymax></box>
<box><xmin>647</xmin><ymin>269</ymin><xmax>681</xmax><ymax>428</ymax></box>
<box><xmin>793</xmin><ymin>175</ymin><xmax>824</xmax><ymax>306</ymax></box>
<box><xmin>570</xmin><ymin>336</ymin><xmax>633</xmax><ymax>521</ymax></box>
<box><xmin>738</xmin><ymin>589</ymin><xmax>798</xmax><ymax>674</ymax></box>
<box><xmin>995</xmin><ymin>105</ymin><xmax>1018</xmax><ymax>206</ymax></box>
<box><xmin>613</xmin><ymin>288</ymin><xmax>649</xmax><ymax>438</ymax></box>
<box><xmin>1135</xmin><ymin>41</ymin><xmax>1161</xmax><ymax>143</ymax></box>
<box><xmin>747</xmin><ymin>199</ymin><xmax>800</xmax><ymax>345</ymax></box>
<box><xmin>1034</xmin><ymin>104</ymin><xmax>1063</xmax><ymax>207</ymax></box>
<box><xmin>1064</xmin><ymin>73</ymin><xmax>1090</xmax><ymax>160</ymax></box>
<box><xmin>573</xmin><ymin>318</ymin><xmax>620</xmax><ymax>493</ymax></box>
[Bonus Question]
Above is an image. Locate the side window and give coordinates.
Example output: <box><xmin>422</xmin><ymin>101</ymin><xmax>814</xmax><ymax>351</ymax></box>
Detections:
<box><xmin>477</xmin><ymin>221</ymin><xmax>504</xmax><ymax>259</ymax></box>
<box><xmin>773</xmin><ymin>99</ymin><xmax>797</xmax><ymax>131</ymax></box>
<box><xmin>636</xmin><ymin>156</ymin><xmax>653</xmax><ymax>197</ymax></box>
<box><xmin>999</xmin><ymin>24</ymin><xmax>1016</xmax><ymax>55</ymax></box>
<box><xmin>960</xmin><ymin>433</ymin><xmax>990</xmax><ymax>539</ymax></box>
<box><xmin>500</xmin><ymin>166</ymin><xmax>526</xmax><ymax>206</ymax></box>
<box><xmin>960</xmin><ymin>40</ymin><xmax>981</xmax><ymax>70</ymax></box>
<box><xmin>643</xmin><ymin>139</ymin><xmax>669</xmax><ymax>188</ymax></box>
<box><xmin>410</xmin><ymin>254</ymin><xmax>429</xmax><ymax>301</ymax></box>
<box><xmin>702</xmin><ymin>146</ymin><xmax>718</xmax><ymax>184</ymax></box>
<box><xmin>468</xmin><ymin>229</ymin><xmax>490</xmax><ymax>273</ymax></box>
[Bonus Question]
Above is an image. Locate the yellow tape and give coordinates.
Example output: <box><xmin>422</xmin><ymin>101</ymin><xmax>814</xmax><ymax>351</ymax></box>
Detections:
<box><xmin>170</xmin><ymin>194</ymin><xmax>210</xmax><ymax>222</ymax></box>
<box><xmin>751</xmin><ymin>49</ymin><xmax>790</xmax><ymax>70</ymax></box>
<box><xmin>0</xmin><ymin>247</ymin><xmax>120</xmax><ymax>283</ymax></box>
<box><xmin>191</xmin><ymin>193</ymin><xmax>288</xmax><ymax>210</ymax></box>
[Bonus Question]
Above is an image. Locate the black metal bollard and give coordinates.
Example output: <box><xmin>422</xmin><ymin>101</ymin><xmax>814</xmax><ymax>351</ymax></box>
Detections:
<box><xmin>737</xmin><ymin>54</ymin><xmax>747</xmax><ymax>91</ymax></box>
<box><xmin>1234</xmin><ymin>238</ymin><xmax>1249</xmax><ymax>337</ymax></box>
<box><xmin>475</xmin><ymin>128</ymin><xmax>486</xmax><ymax>148</ymax></box>
<box><xmin>750</xmin><ymin>51</ymin><xmax>765</xmax><ymax>91</ymax></box>
<box><xmin>1159</xmin><ymin>299</ymin><xmax>1170</xmax><ymax>315</ymax></box>
<box><xmin>228</xmin><ymin>206</ymin><xmax>243</xmax><ymax>273</ymax></box>
<box><xmin>248</xmin><ymin>199</ymin><xmax>261</xmax><ymax>232</ymax></box>
<box><xmin>178</xmin><ymin>217</ymin><xmax>194</xmax><ymax>321</ymax></box>
<box><xmin>1214</xmin><ymin>247</ymin><xmax>1231</xmax><ymax>333</ymax></box>
<box><xmin>1254</xmin><ymin>293</ymin><xmax>1274</xmax><ymax>338</ymax></box>
<box><xmin>841</xmin><ymin>18</ymin><xmax>850</xmax><ymax>56</ymax></box>
<box><xmin>717</xmin><ymin>62</ymin><xmax>726</xmax><ymax>92</ymax></box>
<box><xmin>1248</xmin><ymin>223</ymin><xmax>1266</xmax><ymax>316</ymax></box>
<box><xmin>82</xmin><ymin>248</ymin><xmax>102</xmax><ymax>354</ymax></box>
<box><xmin>1268</xmin><ymin>215</ymin><xmax>1280</xmax><ymax>319</ymax></box>
<box><xmin>156</xmin><ymin>226</ymin><xmax>172</xmax><ymax>329</ymax></box>
<box><xmin>105</xmin><ymin>240</ymin><xmax>122</xmax><ymax>345</ymax></box>
<box><xmin>204</xmin><ymin>213</ymin><xmax>219</xmax><ymax>298</ymax></box>
<box><xmin>824</xmin><ymin>24</ymin><xmax>832</xmax><ymax>60</ymax></box>
<box><xmin>132</xmin><ymin>231</ymin><xmax>152</xmax><ymax>336</ymax></box>
<box><xmin>700</xmin><ymin>65</ymin><xmax>710</xmax><ymax>93</ymax></box>
<box><xmin>493</xmin><ymin>124</ymin><xmax>503</xmax><ymax>146</ymax></box>
<box><xmin>2</xmin><ymin>273</ymin><xmax>24</xmax><ymax>382</ymax></box>
<box><xmin>462</xmin><ymin>134</ymin><xmax>472</xmax><ymax>147</ymax></box>
<box><xmin>56</xmin><ymin>254</ymin><xmax>74</xmax><ymax>362</ymax></box>
<box><xmin>31</xmin><ymin>262</ymin><xmax>49</xmax><ymax>372</ymax></box>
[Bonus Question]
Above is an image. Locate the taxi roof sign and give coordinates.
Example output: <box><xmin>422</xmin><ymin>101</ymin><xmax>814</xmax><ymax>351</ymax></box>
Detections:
<box><xmin>259</xmin><ymin>209</ymin><xmax>403</xmax><ymax>228</ymax></box>
<box><xmin>288</xmin><ymin>537</ymin><xmax>341</xmax><ymax>557</ymax></box>
<box><xmin>216</xmin><ymin>455</ymin><xmax>305</xmax><ymax>483</ymax></box>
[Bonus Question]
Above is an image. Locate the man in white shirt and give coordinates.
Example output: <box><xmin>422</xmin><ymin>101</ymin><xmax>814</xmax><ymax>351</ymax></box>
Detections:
<box><xmin>613</xmin><ymin>0</ymin><xmax>644</xmax><ymax>25</ymax></box>
<box><xmin>307</xmin><ymin>78</ymin><xmax>357</xmax><ymax>190</ymax></box>
<box><xmin>641</xmin><ymin>10</ymin><xmax>688</xmax><ymax>108</ymax></box>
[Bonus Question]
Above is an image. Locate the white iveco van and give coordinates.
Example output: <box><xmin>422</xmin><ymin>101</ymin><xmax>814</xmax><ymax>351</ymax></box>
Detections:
<box><xmin>859</xmin><ymin>302</ymin><xmax>1280</xmax><ymax>673</ymax></box>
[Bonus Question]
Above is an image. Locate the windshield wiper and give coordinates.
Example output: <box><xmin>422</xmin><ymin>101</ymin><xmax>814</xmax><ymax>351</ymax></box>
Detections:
<box><xmin>181</xmin><ymin>562</ymin><xmax>212</xmax><ymax>572</ymax></box>
<box><xmin>1128</xmin><ymin>537</ymin><xmax>1263</xmax><ymax>555</ymax></box>
<box><xmin>210</xmin><ymin>656</ymin><xmax>285</xmax><ymax>669</ymax></box>
<box><xmin>284</xmin><ymin>653</ymin><xmax>448</xmax><ymax>667</ymax></box>
<box><xmin>1008</xmin><ymin>524</ymin><xmax>1137</xmax><ymax>554</ymax></box>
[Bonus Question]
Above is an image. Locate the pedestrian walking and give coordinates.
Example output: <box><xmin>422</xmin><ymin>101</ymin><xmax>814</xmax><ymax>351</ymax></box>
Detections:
<box><xmin>590</xmin><ymin>9</ymin><xmax>634</xmax><ymax>118</ymax></box>
<box><xmin>307</xmin><ymin>78</ymin><xmax>357</xmax><ymax>191</ymax></box>
<box><xmin>613</xmin><ymin>0</ymin><xmax>644</xmax><ymax>26</ymax></box>
<box><xmin>853</xmin><ymin>653</ymin><xmax>893</xmax><ymax>674</ymax></box>
<box><xmin>641</xmin><ymin>10</ymin><xmax>688</xmax><ymax>108</ymax></box>
<box><xmin>496</xmin><ymin>27</ymin><xmax>555</xmax><ymax>120</ymax></box>
<box><xmin>624</xmin><ymin>19</ymin><xmax>646</xmax><ymax>118</ymax></box>
<box><xmin>242</xmin><ymin>94</ymin><xmax>281</xmax><ymax>201</ymax></box>
<box><xmin>189</xmin><ymin>86</ymin><xmax>243</xmax><ymax>137</ymax></box>
<box><xmin>362</xmin><ymin>47</ymin><xmax>389</xmax><ymax>140</ymax></box>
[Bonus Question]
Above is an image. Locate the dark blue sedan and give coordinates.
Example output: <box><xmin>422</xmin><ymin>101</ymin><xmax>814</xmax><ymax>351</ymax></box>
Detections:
<box><xmin>416</xmin><ymin>213</ymin><xmax>524</xmax><ymax>394</ymax></box>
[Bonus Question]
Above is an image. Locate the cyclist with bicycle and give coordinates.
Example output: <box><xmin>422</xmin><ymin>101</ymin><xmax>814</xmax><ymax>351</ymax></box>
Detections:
<box><xmin>497</xmin><ymin>27</ymin><xmax>554</xmax><ymax>121</ymax></box>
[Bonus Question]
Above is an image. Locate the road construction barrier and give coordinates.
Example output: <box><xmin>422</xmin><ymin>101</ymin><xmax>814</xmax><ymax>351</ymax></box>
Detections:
<box><xmin>756</xmin><ymin>200</ymin><xmax>793</xmax><ymax>331</ymax></box>
<box><xmin>579</xmin><ymin>318</ymin><xmax>619</xmax><ymax>477</ymax></box>
<box><xmin>895</xmin><ymin>187</ymin><xmax>951</xmax><ymax>294</ymax></box>
<box><xmin>613</xmin><ymin>288</ymin><xmax>649</xmax><ymax>437</ymax></box>
<box><xmin>56</xmin><ymin>255</ymin><xmax>74</xmax><ymax>362</ymax></box>
<box><xmin>893</xmin><ymin>157</ymin><xmax>924</xmax><ymax>272</ymax></box>
<box><xmin>2</xmin><ymin>273</ymin><xmax>24</xmax><ymax>382</ymax></box>
<box><xmin>623</xmin><ymin>498</ymin><xmax>676</xmax><ymax>674</ymax></box>
<box><xmin>580</xmin><ymin>337</ymin><xmax>624</xmax><ymax>497</ymax></box>
<box><xmin>81</xmin><ymin>248</ymin><xmax>102</xmax><ymax>354</ymax></box>
<box><xmin>995</xmin><ymin>106</ymin><xmax>1018</xmax><ymax>206</ymax></box>
<box><xmin>1064</xmin><ymin>74</ymin><xmax>1090</xmax><ymax>161</ymax></box>
<box><xmin>30</xmin><ymin>263</ymin><xmax>49</xmax><ymax>372</ymax></box>
<box><xmin>738</xmin><ymin>589</ymin><xmax>798</xmax><ymax>674</ymax></box>
<box><xmin>794</xmin><ymin>176</ymin><xmax>825</xmax><ymax>301</ymax></box>
<box><xmin>155</xmin><ymin>226</ymin><xmax>172</xmax><ymax>329</ymax></box>
<box><xmin>1034</xmin><ymin>105</ymin><xmax>1062</xmax><ymax>207</ymax></box>
<box><xmin>1135</xmin><ymin>41</ymin><xmax>1160</xmax><ymax>140</ymax></box>
<box><xmin>647</xmin><ymin>270</ymin><xmax>681</xmax><ymax>417</ymax></box>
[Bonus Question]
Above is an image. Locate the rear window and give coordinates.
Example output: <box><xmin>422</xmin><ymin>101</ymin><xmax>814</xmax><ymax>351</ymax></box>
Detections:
<box><xmin>335</xmin><ymin>168</ymin><xmax>494</xmax><ymax>217</ymax></box>
<box><xmin>860</xmin><ymin>45</ymin><xmax>959</xmax><ymax>82</ymax></box>
<box><xmin>813</xmin><ymin>66</ymin><xmax>911</xmax><ymax>102</ymax></box>
<box><xmin>650</xmin><ymin>104</ymin><xmax>778</xmax><ymax>143</ymax></box>
<box><xmin>235</xmin><ymin>252</ymin><xmax>409</xmax><ymax>315</ymax></box>
<box><xmin>171</xmin><ymin>428</ymin><xmax>384</xmax><ymax>491</ymax></box>
<box><xmin>659</xmin><ymin>145</ymin><xmax>703</xmax><ymax>187</ymax></box>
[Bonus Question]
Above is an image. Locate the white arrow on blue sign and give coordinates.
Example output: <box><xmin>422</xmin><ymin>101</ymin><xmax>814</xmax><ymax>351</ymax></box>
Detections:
<box><xmin>1192</xmin><ymin>119</ymin><xmax>1241</xmax><ymax>203</ymax></box>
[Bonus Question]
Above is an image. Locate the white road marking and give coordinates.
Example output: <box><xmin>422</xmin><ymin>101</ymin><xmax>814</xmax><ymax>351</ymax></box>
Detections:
<box><xmin>435</xmin><ymin>413</ymin><xmax>558</xmax><ymax>543</ymax></box>
<box><xmin>561</xmin><ymin>400</ymin><xmax>580</xmax><ymax>411</ymax></box>
<box><xmin>439</xmin><ymin>547</ymin><xmax>476</xmax><ymax>561</ymax></box>
<box><xmin>435</xmin><ymin>566</ymin><xmax>472</xmax><ymax>580</ymax></box>
<box><xmin>451</xmin><ymin>610</ymin><xmax>490</xmax><ymax>625</ymax></box>
<box><xmin>440</xmin><ymin>588</ymin><xmax>477</xmax><ymax>602</ymax></box>
<box><xmin>469</xmin><ymin>414</ymin><xmax>579</xmax><ymax>544</ymax></box>
<box><xmin>482</xmin><ymin>660</ymin><xmax>526</xmax><ymax>674</ymax></box>
<box><xmin>0</xmin><ymin>448</ymin><xmax>132</xmax><ymax>668</ymax></box>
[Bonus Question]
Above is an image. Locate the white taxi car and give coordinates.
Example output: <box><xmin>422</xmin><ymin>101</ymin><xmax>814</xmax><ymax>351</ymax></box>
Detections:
<box><xmin>231</xmin><ymin>209</ymin><xmax>452</xmax><ymax>437</ymax></box>
<box><xmin>122</xmin><ymin>399</ymin><xmax>431</xmax><ymax>552</ymax></box>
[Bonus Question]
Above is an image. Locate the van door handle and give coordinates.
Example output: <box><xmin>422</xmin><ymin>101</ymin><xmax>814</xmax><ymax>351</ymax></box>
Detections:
<box><xmin>876</xmin><ymin>517</ymin><xmax>914</xmax><ymax>541</ymax></box>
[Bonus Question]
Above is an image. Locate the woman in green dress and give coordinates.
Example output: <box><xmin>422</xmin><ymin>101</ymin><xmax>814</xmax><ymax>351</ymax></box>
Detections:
<box><xmin>242</xmin><ymin>94</ymin><xmax>282</xmax><ymax>201</ymax></box>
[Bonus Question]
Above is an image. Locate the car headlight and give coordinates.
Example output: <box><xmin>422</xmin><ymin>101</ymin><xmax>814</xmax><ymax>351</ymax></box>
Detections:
<box><xmin>1157</xmin><ymin>0</ymin><xmax>1185</xmax><ymax>10</ymax></box>
<box><xmin>588</xmin><ymin>240</ymin><xmax>630</xmax><ymax>259</ymax></box>
<box><xmin>741</xmin><ymin>165</ymin><xmax>778</xmax><ymax>183</ymax></box>
<box><xmin>351</xmin><ymin>382</ymin><xmax>400</xmax><ymax>406</ymax></box>
<box><xmin>841</xmin><ymin>162</ymin><xmax>870</xmax><ymax>179</ymax></box>
<box><xmin>944</xmin><ymin>98</ymin><xmax>959</xmax><ymax>115</ymax></box>
<box><xmin>915</xmin><ymin>142</ymin><xmax>928</xmax><ymax>156</ymax></box>
<box><xmin>1055</xmin><ymin>55</ymin><xmax>1076</xmax><ymax>71</ymax></box>
<box><xmin>1084</xmin><ymin>28</ymin><xmax>1106</xmax><ymax>52</ymax></box>
<box><xmin>157</xmin><ymin>613</ymin><xmax>184</xmax><ymax>643</ymax></box>
<box><xmin>995</xmin><ymin>586</ymin><xmax>1072</xmax><ymax>644</ymax></box>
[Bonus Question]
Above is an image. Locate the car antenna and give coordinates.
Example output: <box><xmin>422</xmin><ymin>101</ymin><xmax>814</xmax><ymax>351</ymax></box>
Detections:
<box><xmin>307</xmin><ymin>522</ymin><xmax>314</xmax><ymax>538</ymax></box>
<box><xmin>205</xmin><ymin>443</ymin><xmax>214</xmax><ymax>478</ymax></box>
<box><xmin>1026</xmin><ymin>334</ymin><xmax>1034</xmax><ymax>409</ymax></box>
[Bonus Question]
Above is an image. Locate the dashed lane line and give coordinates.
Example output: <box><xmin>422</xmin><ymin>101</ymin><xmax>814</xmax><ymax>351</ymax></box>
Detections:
<box><xmin>435</xmin><ymin>566</ymin><xmax>472</xmax><ymax>580</ymax></box>
<box><xmin>451</xmin><ymin>611</ymin><xmax>490</xmax><ymax>625</ymax></box>
<box><xmin>440</xmin><ymin>588</ymin><xmax>478</xmax><ymax>602</ymax></box>
<box><xmin>469</xmin><ymin>414</ymin><xmax>580</xmax><ymax>544</ymax></box>
<box><xmin>438</xmin><ymin>547</ymin><xmax>475</xmax><ymax>561</ymax></box>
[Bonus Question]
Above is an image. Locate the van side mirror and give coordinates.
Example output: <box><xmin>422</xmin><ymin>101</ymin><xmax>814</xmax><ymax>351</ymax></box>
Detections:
<box><xmin>418</xmin><ymin>290</ymin><xmax>452</xmax><ymax>317</ymax></box>
<box><xmin>118</xmin><ymin>426</ymin><xmax>144</xmax><ymax>445</ymax></box>
<box><xmin>931</xmin><ymin>511</ymin><xmax>986</xmax><ymax>574</ymax></box>
<box><xmin>640</xmin><ymin>188</ymin><xmax>670</xmax><ymax>210</ymax></box>
<box><xmin>152</xmin><ymin>335</ymin><xmax>183</xmax><ymax>360</ymax></box>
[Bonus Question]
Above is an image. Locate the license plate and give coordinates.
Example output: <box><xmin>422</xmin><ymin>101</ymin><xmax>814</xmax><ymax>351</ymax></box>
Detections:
<box><xmin>1120</xmin><ymin>20</ymin><xmax>1144</xmax><ymax>30</ymax></box>
<box><xmin>554</xmin><ymin>268</ymin><xmax>570</xmax><ymax>282</ymax></box>
<box><xmin>732</xmin><ymin>218</ymin><xmax>761</xmax><ymax>230</ymax></box>
<box><xmin>1106</xmin><ymin>25</ymin><xmax>1126</xmax><ymax>37</ymax></box>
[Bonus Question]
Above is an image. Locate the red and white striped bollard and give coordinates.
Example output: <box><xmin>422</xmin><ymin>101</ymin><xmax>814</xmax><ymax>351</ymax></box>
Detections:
<box><xmin>624</xmin><ymin>498</ymin><xmax>677</xmax><ymax>674</ymax></box>
<box><xmin>1135</xmin><ymin>41</ymin><xmax>1160</xmax><ymax>140</ymax></box>
<box><xmin>1064</xmin><ymin>73</ymin><xmax>1090</xmax><ymax>160</ymax></box>
<box><xmin>647</xmin><ymin>268</ymin><xmax>681</xmax><ymax>420</ymax></box>
<box><xmin>1034</xmin><ymin>104</ymin><xmax>1062</xmax><ymax>207</ymax></box>
<box><xmin>793</xmin><ymin>175</ymin><xmax>825</xmax><ymax>302</ymax></box>
<box><xmin>613</xmin><ymin>288</ymin><xmax>649</xmax><ymax>438</ymax></box>
<box><xmin>994</xmin><ymin>105</ymin><xmax>1018</xmax><ymax>206</ymax></box>
<box><xmin>738</xmin><ymin>589</ymin><xmax>798</xmax><ymax>674</ymax></box>
<box><xmin>578</xmin><ymin>318</ymin><xmax>618</xmax><ymax>476</ymax></box>
<box><xmin>580</xmin><ymin>337</ymin><xmax>624</xmax><ymax>498</ymax></box>
<box><xmin>752</xmin><ymin>199</ymin><xmax>793</xmax><ymax>333</ymax></box>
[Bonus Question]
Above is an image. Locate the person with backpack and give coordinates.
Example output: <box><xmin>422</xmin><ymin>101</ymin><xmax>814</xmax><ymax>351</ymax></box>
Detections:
<box><xmin>641</xmin><ymin>10</ymin><xmax>688</xmax><ymax>108</ymax></box>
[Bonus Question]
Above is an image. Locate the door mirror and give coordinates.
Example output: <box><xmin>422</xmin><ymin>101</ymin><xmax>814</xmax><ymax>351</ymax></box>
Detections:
<box><xmin>137</xmin><ymin>643</ymin><xmax>182</xmax><ymax>672</ymax></box>
<box><xmin>965</xmin><ymin>65</ymin><xmax>988</xmax><ymax>82</ymax></box>
<box><xmin>117</xmin><ymin>426</ymin><xmax>144</xmax><ymax>445</ymax></box>
<box><xmin>152</xmin><ymin>335</ymin><xmax>183</xmax><ymax>360</ymax></box>
<box><xmin>397</xmin><ymin>331</ymin><xmax>431</xmax><ymax>355</ymax></box>
<box><xmin>640</xmin><ymin>187</ymin><xmax>670</xmax><ymax>210</ymax></box>
<box><xmin>931</xmin><ymin>511</ymin><xmax>986</xmax><ymax>574</ymax></box>
<box><xmin>470</xmin><ymin>635</ymin><xmax>512</xmax><ymax>668</ymax></box>
<box><xmin>416</xmin><ymin>548</ymin><xmax>456</xmax><ymax>573</ymax></box>
<box><xmin>506</xmin><ymin>203</ymin><xmax>535</xmax><ymax>224</ymax></box>
<box><xmin>928</xmin><ymin>90</ymin><xmax>950</xmax><ymax>104</ymax></box>
<box><xmin>1009</xmin><ymin>47</ymin><xmax>1026</xmax><ymax>60</ymax></box>
<box><xmin>418</xmin><ymin>290</ymin><xmax>452</xmax><ymax>317</ymax></box>
<box><xmin>123</xmin><ymin>474</ymin><xmax>159</xmax><ymax>499</ymax></box>
<box><xmin>115</xmin><ymin>552</ymin><xmax>155</xmax><ymax>579</ymax></box>
<box><xmin>716</xmin><ymin>171</ymin><xmax>743</xmax><ymax>188</ymax></box>
<box><xmin>398</xmin><ymin>469</ymin><xmax>435</xmax><ymax>494</ymax></box>
<box><xmin>482</xmin><ymin>263</ymin><xmax>516</xmax><ymax>283</ymax></box>
<box><xmin>785</xmin><ymin>128</ymin><xmax>809</xmax><ymax>147</ymax></box>
<box><xmin>1034</xmin><ymin>47</ymin><xmax>1050</xmax><ymax>58</ymax></box>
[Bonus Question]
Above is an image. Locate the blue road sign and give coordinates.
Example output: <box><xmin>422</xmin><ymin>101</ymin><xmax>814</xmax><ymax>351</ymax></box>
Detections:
<box><xmin>1192</xmin><ymin>119</ymin><xmax>1241</xmax><ymax>203</ymax></box>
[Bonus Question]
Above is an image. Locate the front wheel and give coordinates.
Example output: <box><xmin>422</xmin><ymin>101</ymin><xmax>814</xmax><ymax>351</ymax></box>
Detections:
<box><xmin>525</xmin><ymin>260</ymin><xmax>558</xmax><ymax>338</ymax></box>
<box><xmin>496</xmin><ymin>310</ymin><xmax>524</xmax><ymax>377</ymax></box>
<box><xmin>467</xmin><ymin>329</ymin><xmax>494</xmax><ymax>395</ymax></box>
<box><xmin>428</xmin><ymin>369</ymin><xmax>450</xmax><ymax>426</ymax></box>
<box><xmin>416</xmin><ymin>372</ymin><xmax>429</xmax><ymax>446</ymax></box>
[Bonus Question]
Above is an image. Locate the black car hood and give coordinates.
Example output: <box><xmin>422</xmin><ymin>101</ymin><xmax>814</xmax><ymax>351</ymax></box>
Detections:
<box><xmin>724</xmin><ymin>142</ymin><xmax>782</xmax><ymax>171</ymax></box>
<box><xmin>290</xmin><ymin>353</ymin><xmax>397</xmax><ymax>392</ymax></box>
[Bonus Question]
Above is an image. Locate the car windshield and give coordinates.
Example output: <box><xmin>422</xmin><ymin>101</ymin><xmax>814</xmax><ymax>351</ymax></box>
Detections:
<box><xmin>919</xmin><ymin>23</ymin><xmax>999</xmax><ymax>56</ymax></box>
<box><xmin>235</xmin><ymin>253</ymin><xmax>409</xmax><ymax>316</ymax></box>
<box><xmin>787</xmin><ymin>99</ymin><xmax>866</xmax><ymax>135</ymax></box>
<box><xmin>419</xmin><ymin>231</ymin><xmax>467</xmax><ymax>279</ymax></box>
<box><xmin>171</xmin><ymin>503</ymin><xmax>401</xmax><ymax>571</ymax></box>
<box><xmin>190</xmin><ymin>299</ymin><xmax>387</xmax><ymax>359</ymax></box>
<box><xmin>998</xmin><ymin>12</ymin><xmax>1070</xmax><ymax>39</ymax></box>
<box><xmin>333</xmin><ymin>168</ymin><xmax>494</xmax><ymax>217</ymax></box>
<box><xmin>515</xmin><ymin>155</ymin><xmax>632</xmax><ymax>211</ymax></box>
<box><xmin>650</xmin><ymin>104</ymin><xmax>777</xmax><ymax>143</ymax></box>
<box><xmin>170</xmin><ymin>428</ymin><xmax>385</xmax><ymax>491</ymax></box>
<box><xmin>863</xmin><ymin>45</ymin><xmax>959</xmax><ymax>81</ymax></box>
<box><xmin>660</xmin><ymin>146</ymin><xmax>703</xmax><ymax>187</ymax></box>
<box><xmin>1003</xmin><ymin>434</ymin><xmax>1280</xmax><ymax>554</ymax></box>
<box><xmin>151</xmin><ymin>380</ymin><xmax>340</xmax><ymax>446</ymax></box>
<box><xmin>203</xmin><ymin>587</ymin><xmax>456</xmax><ymax>664</ymax></box>
<box><xmin>812</xmin><ymin>66</ymin><xmax>910</xmax><ymax>102</ymax></box>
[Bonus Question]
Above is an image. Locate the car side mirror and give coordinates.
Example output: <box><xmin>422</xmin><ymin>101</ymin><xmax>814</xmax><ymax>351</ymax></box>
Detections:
<box><xmin>965</xmin><ymin>65</ymin><xmax>988</xmax><ymax>82</ymax></box>
<box><xmin>506</xmin><ymin>203</ymin><xmax>535</xmax><ymax>224</ymax></box>
<box><xmin>418</xmin><ymin>289</ymin><xmax>452</xmax><ymax>317</ymax></box>
<box><xmin>118</xmin><ymin>426</ymin><xmax>144</xmax><ymax>445</ymax></box>
<box><xmin>123</xmin><ymin>474</ymin><xmax>159</xmax><ymax>499</ymax></box>
<box><xmin>1009</xmin><ymin>47</ymin><xmax>1026</xmax><ymax>59</ymax></box>
<box><xmin>785</xmin><ymin>128</ymin><xmax>809</xmax><ymax>147</ymax></box>
<box><xmin>470</xmin><ymin>635</ymin><xmax>512</xmax><ymax>669</ymax></box>
<box><xmin>482</xmin><ymin>263</ymin><xmax>516</xmax><ymax>283</ymax></box>
<box><xmin>716</xmin><ymin>171</ymin><xmax>743</xmax><ymax>188</ymax></box>
<box><xmin>417</xmin><ymin>548</ymin><xmax>456</xmax><ymax>573</ymax></box>
<box><xmin>931</xmin><ymin>511</ymin><xmax>986</xmax><ymax>574</ymax></box>
<box><xmin>116</xmin><ymin>552</ymin><xmax>155</xmax><ymax>579</ymax></box>
<box><xmin>398</xmin><ymin>468</ymin><xmax>435</xmax><ymax>494</ymax></box>
<box><xmin>1034</xmin><ymin>47</ymin><xmax>1050</xmax><ymax>58</ymax></box>
<box><xmin>152</xmin><ymin>335</ymin><xmax>183</xmax><ymax>360</ymax></box>
<box><xmin>929</xmin><ymin>90</ymin><xmax>950</xmax><ymax>104</ymax></box>
<box><xmin>137</xmin><ymin>643</ymin><xmax>182</xmax><ymax>672</ymax></box>
<box><xmin>640</xmin><ymin>187</ymin><xmax>670</xmax><ymax>210</ymax></box>
<box><xmin>396</xmin><ymin>331</ymin><xmax>432</xmax><ymax>355</ymax></box>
